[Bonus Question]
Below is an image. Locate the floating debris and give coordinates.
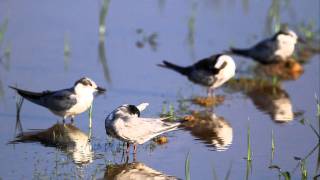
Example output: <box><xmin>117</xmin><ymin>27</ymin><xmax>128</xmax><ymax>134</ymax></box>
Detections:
<box><xmin>152</xmin><ymin>136</ymin><xmax>168</xmax><ymax>145</ymax></box>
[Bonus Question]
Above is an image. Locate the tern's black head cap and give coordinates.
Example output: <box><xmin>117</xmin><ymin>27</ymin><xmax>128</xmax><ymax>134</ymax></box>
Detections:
<box><xmin>74</xmin><ymin>77</ymin><xmax>93</xmax><ymax>86</ymax></box>
<box><xmin>127</xmin><ymin>105</ymin><xmax>140</xmax><ymax>117</ymax></box>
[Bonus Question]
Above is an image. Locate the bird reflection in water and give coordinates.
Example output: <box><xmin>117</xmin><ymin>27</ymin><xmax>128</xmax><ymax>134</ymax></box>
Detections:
<box><xmin>104</xmin><ymin>161</ymin><xmax>179</xmax><ymax>180</ymax></box>
<box><xmin>254</xmin><ymin>60</ymin><xmax>303</xmax><ymax>81</ymax></box>
<box><xmin>226</xmin><ymin>78</ymin><xmax>294</xmax><ymax>123</ymax></box>
<box><xmin>182</xmin><ymin>111</ymin><xmax>233</xmax><ymax>151</ymax></box>
<box><xmin>11</xmin><ymin>123</ymin><xmax>93</xmax><ymax>165</ymax></box>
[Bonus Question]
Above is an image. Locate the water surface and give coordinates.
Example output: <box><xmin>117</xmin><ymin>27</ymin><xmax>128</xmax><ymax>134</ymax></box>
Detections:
<box><xmin>0</xmin><ymin>0</ymin><xmax>319</xmax><ymax>179</ymax></box>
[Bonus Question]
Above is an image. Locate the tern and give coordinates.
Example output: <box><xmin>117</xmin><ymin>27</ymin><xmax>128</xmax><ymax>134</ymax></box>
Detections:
<box><xmin>230</xmin><ymin>28</ymin><xmax>301</xmax><ymax>64</ymax></box>
<box><xmin>10</xmin><ymin>77</ymin><xmax>106</xmax><ymax>122</ymax></box>
<box><xmin>158</xmin><ymin>54</ymin><xmax>236</xmax><ymax>96</ymax></box>
<box><xmin>105</xmin><ymin>103</ymin><xmax>180</xmax><ymax>154</ymax></box>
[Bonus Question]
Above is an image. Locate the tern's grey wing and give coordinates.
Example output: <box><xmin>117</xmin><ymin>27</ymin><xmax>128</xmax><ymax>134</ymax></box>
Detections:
<box><xmin>42</xmin><ymin>89</ymin><xmax>77</xmax><ymax>111</ymax></box>
<box><xmin>116</xmin><ymin>117</ymin><xmax>179</xmax><ymax>144</ymax></box>
<box><xmin>250</xmin><ymin>38</ymin><xmax>277</xmax><ymax>61</ymax></box>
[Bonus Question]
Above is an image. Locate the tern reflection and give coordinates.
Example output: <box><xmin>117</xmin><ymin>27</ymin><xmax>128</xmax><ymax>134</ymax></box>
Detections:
<box><xmin>254</xmin><ymin>60</ymin><xmax>303</xmax><ymax>81</ymax></box>
<box><xmin>104</xmin><ymin>161</ymin><xmax>179</xmax><ymax>180</ymax></box>
<box><xmin>12</xmin><ymin>123</ymin><xmax>93</xmax><ymax>165</ymax></box>
<box><xmin>182</xmin><ymin>111</ymin><xmax>233</xmax><ymax>151</ymax></box>
<box><xmin>226</xmin><ymin>78</ymin><xmax>294</xmax><ymax>122</ymax></box>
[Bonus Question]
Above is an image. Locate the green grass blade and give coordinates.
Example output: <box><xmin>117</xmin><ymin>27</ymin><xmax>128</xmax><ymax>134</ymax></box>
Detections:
<box><xmin>224</xmin><ymin>162</ymin><xmax>233</xmax><ymax>180</ymax></box>
<box><xmin>89</xmin><ymin>104</ymin><xmax>93</xmax><ymax>128</ymax></box>
<box><xmin>300</xmin><ymin>159</ymin><xmax>308</xmax><ymax>180</ymax></box>
<box><xmin>281</xmin><ymin>171</ymin><xmax>291</xmax><ymax>180</ymax></box>
<box><xmin>185</xmin><ymin>152</ymin><xmax>191</xmax><ymax>180</ymax></box>
<box><xmin>211</xmin><ymin>162</ymin><xmax>218</xmax><ymax>180</ymax></box>
<box><xmin>271</xmin><ymin>129</ymin><xmax>275</xmax><ymax>164</ymax></box>
<box><xmin>99</xmin><ymin>0</ymin><xmax>111</xmax><ymax>36</ymax></box>
<box><xmin>0</xmin><ymin>18</ymin><xmax>9</xmax><ymax>45</ymax></box>
<box><xmin>247</xmin><ymin>125</ymin><xmax>252</xmax><ymax>161</ymax></box>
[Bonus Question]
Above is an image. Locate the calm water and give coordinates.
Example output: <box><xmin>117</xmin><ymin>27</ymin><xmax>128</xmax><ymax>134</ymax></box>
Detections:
<box><xmin>0</xmin><ymin>0</ymin><xmax>319</xmax><ymax>179</ymax></box>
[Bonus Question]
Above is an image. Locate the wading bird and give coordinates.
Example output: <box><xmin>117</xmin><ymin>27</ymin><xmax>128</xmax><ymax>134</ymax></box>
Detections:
<box><xmin>105</xmin><ymin>103</ymin><xmax>180</xmax><ymax>154</ymax></box>
<box><xmin>158</xmin><ymin>54</ymin><xmax>236</xmax><ymax>96</ymax></box>
<box><xmin>10</xmin><ymin>77</ymin><xmax>106</xmax><ymax>122</ymax></box>
<box><xmin>229</xmin><ymin>28</ymin><xmax>302</xmax><ymax>64</ymax></box>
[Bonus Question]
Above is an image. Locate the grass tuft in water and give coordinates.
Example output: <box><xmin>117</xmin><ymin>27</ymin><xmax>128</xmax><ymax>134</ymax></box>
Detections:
<box><xmin>245</xmin><ymin>122</ymin><xmax>253</xmax><ymax>180</ymax></box>
<box><xmin>316</xmin><ymin>94</ymin><xmax>320</xmax><ymax>119</ymax></box>
<box><xmin>88</xmin><ymin>104</ymin><xmax>93</xmax><ymax>140</ymax></box>
<box><xmin>15</xmin><ymin>95</ymin><xmax>24</xmax><ymax>115</ymax></box>
<box><xmin>269</xmin><ymin>165</ymin><xmax>291</xmax><ymax>180</ymax></box>
<box><xmin>0</xmin><ymin>18</ymin><xmax>8</xmax><ymax>45</ymax></box>
<box><xmin>300</xmin><ymin>159</ymin><xmax>308</xmax><ymax>180</ymax></box>
<box><xmin>271</xmin><ymin>129</ymin><xmax>275</xmax><ymax>163</ymax></box>
<box><xmin>161</xmin><ymin>101</ymin><xmax>167</xmax><ymax>115</ymax></box>
<box><xmin>0</xmin><ymin>18</ymin><xmax>11</xmax><ymax>70</ymax></box>
<box><xmin>211</xmin><ymin>162</ymin><xmax>218</xmax><ymax>180</ymax></box>
<box><xmin>185</xmin><ymin>152</ymin><xmax>191</xmax><ymax>180</ymax></box>
<box><xmin>224</xmin><ymin>162</ymin><xmax>233</xmax><ymax>180</ymax></box>
<box><xmin>89</xmin><ymin>104</ymin><xmax>93</xmax><ymax>128</ymax></box>
<box><xmin>160</xmin><ymin>101</ymin><xmax>177</xmax><ymax>121</ymax></box>
<box><xmin>63</xmin><ymin>33</ymin><xmax>71</xmax><ymax>70</ymax></box>
<box><xmin>211</xmin><ymin>161</ymin><xmax>232</xmax><ymax>180</ymax></box>
<box><xmin>15</xmin><ymin>96</ymin><xmax>24</xmax><ymax>135</ymax></box>
<box><xmin>99</xmin><ymin>0</ymin><xmax>111</xmax><ymax>39</ymax></box>
<box><xmin>187</xmin><ymin>1</ymin><xmax>197</xmax><ymax>60</ymax></box>
<box><xmin>247</xmin><ymin>124</ymin><xmax>252</xmax><ymax>161</ymax></box>
<box><xmin>64</xmin><ymin>34</ymin><xmax>71</xmax><ymax>57</ymax></box>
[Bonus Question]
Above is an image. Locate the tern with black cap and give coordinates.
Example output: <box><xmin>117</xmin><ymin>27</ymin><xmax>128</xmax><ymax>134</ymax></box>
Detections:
<box><xmin>105</xmin><ymin>103</ymin><xmax>180</xmax><ymax>154</ymax></box>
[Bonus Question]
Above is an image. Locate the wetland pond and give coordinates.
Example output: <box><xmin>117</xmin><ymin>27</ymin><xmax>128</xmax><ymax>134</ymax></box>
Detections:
<box><xmin>0</xmin><ymin>0</ymin><xmax>319</xmax><ymax>179</ymax></box>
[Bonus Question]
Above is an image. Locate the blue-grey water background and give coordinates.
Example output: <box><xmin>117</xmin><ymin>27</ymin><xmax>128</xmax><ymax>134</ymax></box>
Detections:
<box><xmin>0</xmin><ymin>0</ymin><xmax>319</xmax><ymax>179</ymax></box>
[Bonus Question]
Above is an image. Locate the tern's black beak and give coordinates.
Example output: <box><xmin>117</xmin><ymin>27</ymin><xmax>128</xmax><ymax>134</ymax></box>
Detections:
<box><xmin>96</xmin><ymin>86</ymin><xmax>106</xmax><ymax>94</ymax></box>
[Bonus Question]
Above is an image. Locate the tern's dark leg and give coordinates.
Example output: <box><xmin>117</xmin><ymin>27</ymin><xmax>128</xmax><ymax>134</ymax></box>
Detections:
<box><xmin>207</xmin><ymin>88</ymin><xmax>214</xmax><ymax>97</ymax></box>
<box><xmin>133</xmin><ymin>144</ymin><xmax>137</xmax><ymax>154</ymax></box>
<box><xmin>211</xmin><ymin>89</ymin><xmax>215</xmax><ymax>97</ymax></box>
<box><xmin>126</xmin><ymin>142</ymin><xmax>130</xmax><ymax>154</ymax></box>
<box><xmin>133</xmin><ymin>153</ymin><xmax>137</xmax><ymax>162</ymax></box>
<box><xmin>71</xmin><ymin>116</ymin><xmax>75</xmax><ymax>125</ymax></box>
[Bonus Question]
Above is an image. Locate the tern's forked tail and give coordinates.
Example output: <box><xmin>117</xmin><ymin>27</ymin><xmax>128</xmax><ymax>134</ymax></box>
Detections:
<box><xmin>158</xmin><ymin>60</ymin><xmax>190</xmax><ymax>76</ymax></box>
<box><xmin>9</xmin><ymin>86</ymin><xmax>50</xmax><ymax>106</ymax></box>
<box><xmin>229</xmin><ymin>47</ymin><xmax>251</xmax><ymax>57</ymax></box>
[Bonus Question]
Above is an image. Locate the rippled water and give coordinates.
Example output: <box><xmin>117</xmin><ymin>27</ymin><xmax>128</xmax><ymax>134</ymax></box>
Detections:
<box><xmin>0</xmin><ymin>0</ymin><xmax>319</xmax><ymax>179</ymax></box>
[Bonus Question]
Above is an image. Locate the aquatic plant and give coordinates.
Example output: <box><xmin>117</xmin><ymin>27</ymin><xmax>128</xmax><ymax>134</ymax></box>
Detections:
<box><xmin>89</xmin><ymin>104</ymin><xmax>93</xmax><ymax>128</ymax></box>
<box><xmin>245</xmin><ymin>123</ymin><xmax>252</xmax><ymax>180</ymax></box>
<box><xmin>269</xmin><ymin>165</ymin><xmax>291</xmax><ymax>180</ymax></box>
<box><xmin>247</xmin><ymin>124</ymin><xmax>252</xmax><ymax>161</ymax></box>
<box><xmin>99</xmin><ymin>0</ymin><xmax>110</xmax><ymax>38</ymax></box>
<box><xmin>187</xmin><ymin>1</ymin><xmax>197</xmax><ymax>61</ymax></box>
<box><xmin>0</xmin><ymin>18</ymin><xmax>11</xmax><ymax>70</ymax></box>
<box><xmin>0</xmin><ymin>18</ymin><xmax>8</xmax><ymax>45</ymax></box>
<box><xmin>64</xmin><ymin>33</ymin><xmax>71</xmax><ymax>71</ymax></box>
<box><xmin>98</xmin><ymin>0</ymin><xmax>112</xmax><ymax>83</ymax></box>
<box><xmin>15</xmin><ymin>96</ymin><xmax>24</xmax><ymax>135</ymax></box>
<box><xmin>271</xmin><ymin>129</ymin><xmax>275</xmax><ymax>164</ymax></box>
<box><xmin>160</xmin><ymin>101</ymin><xmax>177</xmax><ymax>121</ymax></box>
<box><xmin>185</xmin><ymin>152</ymin><xmax>191</xmax><ymax>180</ymax></box>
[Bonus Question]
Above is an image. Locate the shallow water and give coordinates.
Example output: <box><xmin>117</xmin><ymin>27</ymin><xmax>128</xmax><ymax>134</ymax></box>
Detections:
<box><xmin>0</xmin><ymin>0</ymin><xmax>319</xmax><ymax>179</ymax></box>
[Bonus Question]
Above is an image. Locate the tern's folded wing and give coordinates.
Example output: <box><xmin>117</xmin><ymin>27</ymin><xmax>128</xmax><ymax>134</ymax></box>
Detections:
<box><xmin>116</xmin><ymin>117</ymin><xmax>179</xmax><ymax>144</ymax></box>
<box><xmin>115</xmin><ymin>118</ymin><xmax>180</xmax><ymax>144</ymax></box>
<box><xmin>44</xmin><ymin>89</ymin><xmax>77</xmax><ymax>111</ymax></box>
